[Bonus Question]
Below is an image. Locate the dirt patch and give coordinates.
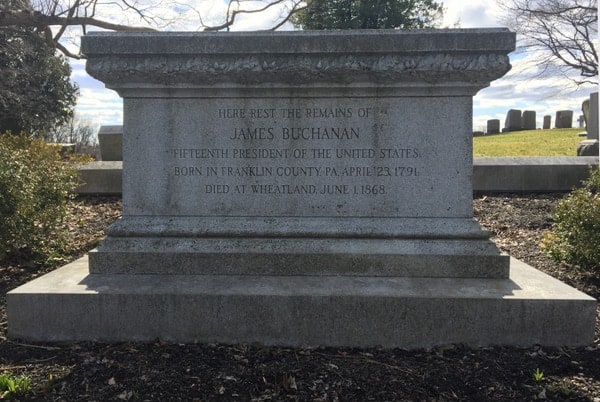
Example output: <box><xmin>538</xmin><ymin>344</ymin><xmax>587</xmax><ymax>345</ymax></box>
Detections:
<box><xmin>1</xmin><ymin>194</ymin><xmax>598</xmax><ymax>401</ymax></box>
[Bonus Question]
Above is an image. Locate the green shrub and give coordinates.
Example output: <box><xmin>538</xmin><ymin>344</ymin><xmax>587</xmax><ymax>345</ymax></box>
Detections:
<box><xmin>541</xmin><ymin>167</ymin><xmax>600</xmax><ymax>271</ymax></box>
<box><xmin>0</xmin><ymin>134</ymin><xmax>83</xmax><ymax>264</ymax></box>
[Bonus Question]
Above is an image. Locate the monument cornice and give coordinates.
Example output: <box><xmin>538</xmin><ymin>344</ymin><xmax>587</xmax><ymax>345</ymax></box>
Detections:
<box><xmin>82</xmin><ymin>29</ymin><xmax>515</xmax><ymax>89</ymax></box>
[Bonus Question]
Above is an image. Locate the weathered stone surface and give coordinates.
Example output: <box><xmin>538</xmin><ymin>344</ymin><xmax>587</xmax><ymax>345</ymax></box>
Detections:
<box><xmin>76</xmin><ymin>157</ymin><xmax>600</xmax><ymax>195</ymax></box>
<box><xmin>555</xmin><ymin>110</ymin><xmax>573</xmax><ymax>128</ymax></box>
<box><xmin>473</xmin><ymin>157</ymin><xmax>599</xmax><ymax>192</ymax></box>
<box><xmin>504</xmin><ymin>109</ymin><xmax>522</xmax><ymax>131</ymax></box>
<box><xmin>487</xmin><ymin>119</ymin><xmax>500</xmax><ymax>134</ymax></box>
<box><xmin>7</xmin><ymin>256</ymin><xmax>596</xmax><ymax>348</ymax></box>
<box><xmin>77</xmin><ymin>161</ymin><xmax>122</xmax><ymax>195</ymax></box>
<box><xmin>543</xmin><ymin>115</ymin><xmax>552</xmax><ymax>129</ymax></box>
<box><xmin>98</xmin><ymin>125</ymin><xmax>123</xmax><ymax>161</ymax></box>
<box><xmin>588</xmin><ymin>92</ymin><xmax>598</xmax><ymax>140</ymax></box>
<box><xmin>577</xmin><ymin>139</ymin><xmax>599</xmax><ymax>156</ymax></box>
<box><xmin>522</xmin><ymin>110</ymin><xmax>536</xmax><ymax>130</ymax></box>
<box><xmin>81</xmin><ymin>30</ymin><xmax>515</xmax><ymax>279</ymax></box>
<box><xmin>11</xmin><ymin>29</ymin><xmax>595</xmax><ymax>348</ymax></box>
<box><xmin>82</xmin><ymin>30</ymin><xmax>513</xmax><ymax>89</ymax></box>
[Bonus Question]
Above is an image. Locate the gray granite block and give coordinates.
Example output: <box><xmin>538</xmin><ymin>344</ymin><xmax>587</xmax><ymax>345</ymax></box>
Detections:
<box><xmin>7</xmin><ymin>256</ymin><xmax>596</xmax><ymax>348</ymax></box>
<box><xmin>10</xmin><ymin>30</ymin><xmax>595</xmax><ymax>347</ymax></box>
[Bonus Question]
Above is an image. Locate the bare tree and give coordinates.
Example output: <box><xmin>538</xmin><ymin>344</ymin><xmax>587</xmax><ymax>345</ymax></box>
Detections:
<box><xmin>0</xmin><ymin>0</ymin><xmax>306</xmax><ymax>59</ymax></box>
<box><xmin>498</xmin><ymin>0</ymin><xmax>597</xmax><ymax>86</ymax></box>
<box><xmin>47</xmin><ymin>116</ymin><xmax>96</xmax><ymax>145</ymax></box>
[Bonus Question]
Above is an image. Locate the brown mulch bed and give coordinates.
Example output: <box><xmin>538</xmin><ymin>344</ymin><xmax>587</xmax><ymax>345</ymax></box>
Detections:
<box><xmin>0</xmin><ymin>194</ymin><xmax>598</xmax><ymax>401</ymax></box>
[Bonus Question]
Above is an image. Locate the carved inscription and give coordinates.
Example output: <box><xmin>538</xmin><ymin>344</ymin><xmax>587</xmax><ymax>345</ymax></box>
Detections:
<box><xmin>168</xmin><ymin>102</ymin><xmax>425</xmax><ymax>208</ymax></box>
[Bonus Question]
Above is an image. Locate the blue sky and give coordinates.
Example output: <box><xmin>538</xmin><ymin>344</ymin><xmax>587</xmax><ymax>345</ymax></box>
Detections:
<box><xmin>68</xmin><ymin>0</ymin><xmax>597</xmax><ymax>132</ymax></box>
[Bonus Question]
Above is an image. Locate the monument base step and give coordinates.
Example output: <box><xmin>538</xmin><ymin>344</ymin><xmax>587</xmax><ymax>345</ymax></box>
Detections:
<box><xmin>7</xmin><ymin>256</ymin><xmax>596</xmax><ymax>348</ymax></box>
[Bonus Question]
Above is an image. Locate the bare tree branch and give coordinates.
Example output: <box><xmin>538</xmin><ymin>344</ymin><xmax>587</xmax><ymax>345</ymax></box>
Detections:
<box><xmin>1</xmin><ymin>0</ymin><xmax>307</xmax><ymax>58</ymax></box>
<box><xmin>1</xmin><ymin>9</ymin><xmax>155</xmax><ymax>33</ymax></box>
<box><xmin>269</xmin><ymin>1</ymin><xmax>306</xmax><ymax>31</ymax></box>
<box><xmin>202</xmin><ymin>0</ymin><xmax>296</xmax><ymax>32</ymax></box>
<box><xmin>498</xmin><ymin>0</ymin><xmax>598</xmax><ymax>86</ymax></box>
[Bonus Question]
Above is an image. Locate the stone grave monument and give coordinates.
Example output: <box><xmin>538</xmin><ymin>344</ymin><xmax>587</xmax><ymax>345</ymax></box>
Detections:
<box><xmin>522</xmin><ymin>110</ymin><xmax>536</xmax><ymax>130</ymax></box>
<box><xmin>555</xmin><ymin>110</ymin><xmax>574</xmax><ymax>128</ymax></box>
<box><xmin>504</xmin><ymin>109</ymin><xmax>522</xmax><ymax>132</ymax></box>
<box><xmin>543</xmin><ymin>115</ymin><xmax>552</xmax><ymax>129</ymax></box>
<box><xmin>587</xmin><ymin>92</ymin><xmax>598</xmax><ymax>141</ymax></box>
<box><xmin>8</xmin><ymin>30</ymin><xmax>596</xmax><ymax>348</ymax></box>
<box><xmin>98</xmin><ymin>125</ymin><xmax>123</xmax><ymax>161</ymax></box>
<box><xmin>578</xmin><ymin>92</ymin><xmax>599</xmax><ymax>156</ymax></box>
<box><xmin>487</xmin><ymin>119</ymin><xmax>500</xmax><ymax>134</ymax></box>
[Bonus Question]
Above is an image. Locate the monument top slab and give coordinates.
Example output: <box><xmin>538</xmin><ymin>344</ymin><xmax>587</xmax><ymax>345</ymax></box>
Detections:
<box><xmin>82</xmin><ymin>29</ymin><xmax>515</xmax><ymax>54</ymax></box>
<box><xmin>82</xmin><ymin>29</ymin><xmax>515</xmax><ymax>91</ymax></box>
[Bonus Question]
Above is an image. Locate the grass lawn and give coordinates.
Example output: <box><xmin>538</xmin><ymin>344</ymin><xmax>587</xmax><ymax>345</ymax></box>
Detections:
<box><xmin>473</xmin><ymin>128</ymin><xmax>583</xmax><ymax>157</ymax></box>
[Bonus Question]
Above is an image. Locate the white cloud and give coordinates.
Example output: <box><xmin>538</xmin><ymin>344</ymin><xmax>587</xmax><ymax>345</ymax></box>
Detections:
<box><xmin>70</xmin><ymin>0</ymin><xmax>596</xmax><ymax>131</ymax></box>
<box><xmin>473</xmin><ymin>51</ymin><xmax>595</xmax><ymax>130</ymax></box>
<box><xmin>442</xmin><ymin>0</ymin><xmax>503</xmax><ymax>28</ymax></box>
<box><xmin>75</xmin><ymin>87</ymin><xmax>123</xmax><ymax>126</ymax></box>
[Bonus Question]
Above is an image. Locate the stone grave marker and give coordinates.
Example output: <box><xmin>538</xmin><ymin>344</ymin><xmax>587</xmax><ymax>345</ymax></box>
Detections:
<box><xmin>7</xmin><ymin>30</ymin><xmax>596</xmax><ymax>348</ymax></box>
<box><xmin>555</xmin><ymin>110</ymin><xmax>573</xmax><ymax>128</ymax></box>
<box><xmin>487</xmin><ymin>119</ymin><xmax>500</xmax><ymax>134</ymax></box>
<box><xmin>578</xmin><ymin>92</ymin><xmax>599</xmax><ymax>156</ymax></box>
<box><xmin>588</xmin><ymin>92</ymin><xmax>598</xmax><ymax>140</ymax></box>
<box><xmin>522</xmin><ymin>110</ymin><xmax>536</xmax><ymax>130</ymax></box>
<box><xmin>504</xmin><ymin>109</ymin><xmax>522</xmax><ymax>132</ymax></box>
<box><xmin>543</xmin><ymin>115</ymin><xmax>552</xmax><ymax>129</ymax></box>
<box><xmin>98</xmin><ymin>125</ymin><xmax>123</xmax><ymax>161</ymax></box>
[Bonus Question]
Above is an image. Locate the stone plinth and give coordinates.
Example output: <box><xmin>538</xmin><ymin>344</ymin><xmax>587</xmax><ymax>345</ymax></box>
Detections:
<box><xmin>8</xmin><ymin>30</ymin><xmax>596</xmax><ymax>348</ymax></box>
<box><xmin>77</xmin><ymin>161</ymin><xmax>122</xmax><ymax>194</ymax></box>
<box><xmin>82</xmin><ymin>30</ymin><xmax>512</xmax><ymax>279</ymax></box>
<box><xmin>7</xmin><ymin>256</ymin><xmax>596</xmax><ymax>347</ymax></box>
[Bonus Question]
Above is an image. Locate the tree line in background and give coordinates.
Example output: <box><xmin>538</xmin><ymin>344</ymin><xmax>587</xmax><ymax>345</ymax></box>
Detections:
<box><xmin>0</xmin><ymin>0</ymin><xmax>597</xmax><ymax>143</ymax></box>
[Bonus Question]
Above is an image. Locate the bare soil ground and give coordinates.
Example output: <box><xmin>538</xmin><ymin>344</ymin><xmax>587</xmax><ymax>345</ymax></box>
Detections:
<box><xmin>0</xmin><ymin>194</ymin><xmax>598</xmax><ymax>401</ymax></box>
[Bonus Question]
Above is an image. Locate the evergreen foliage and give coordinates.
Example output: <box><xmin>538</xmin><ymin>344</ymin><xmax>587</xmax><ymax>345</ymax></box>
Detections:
<box><xmin>293</xmin><ymin>0</ymin><xmax>444</xmax><ymax>30</ymax></box>
<box><xmin>542</xmin><ymin>167</ymin><xmax>600</xmax><ymax>271</ymax></box>
<box><xmin>0</xmin><ymin>0</ymin><xmax>78</xmax><ymax>136</ymax></box>
<box><xmin>0</xmin><ymin>135</ymin><xmax>83</xmax><ymax>264</ymax></box>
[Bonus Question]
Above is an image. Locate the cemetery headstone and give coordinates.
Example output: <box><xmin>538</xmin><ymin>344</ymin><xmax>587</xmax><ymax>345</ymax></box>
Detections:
<box><xmin>7</xmin><ymin>30</ymin><xmax>596</xmax><ymax>348</ymax></box>
<box><xmin>582</xmin><ymin>99</ymin><xmax>590</xmax><ymax>127</ymax></box>
<box><xmin>578</xmin><ymin>92</ymin><xmax>599</xmax><ymax>156</ymax></box>
<box><xmin>522</xmin><ymin>110</ymin><xmax>536</xmax><ymax>130</ymax></box>
<box><xmin>98</xmin><ymin>125</ymin><xmax>123</xmax><ymax>161</ymax></box>
<box><xmin>555</xmin><ymin>110</ymin><xmax>573</xmax><ymax>128</ymax></box>
<box><xmin>588</xmin><ymin>92</ymin><xmax>598</xmax><ymax>141</ymax></box>
<box><xmin>543</xmin><ymin>115</ymin><xmax>552</xmax><ymax>129</ymax></box>
<box><xmin>504</xmin><ymin>109</ymin><xmax>522</xmax><ymax>132</ymax></box>
<box><xmin>487</xmin><ymin>119</ymin><xmax>500</xmax><ymax>134</ymax></box>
